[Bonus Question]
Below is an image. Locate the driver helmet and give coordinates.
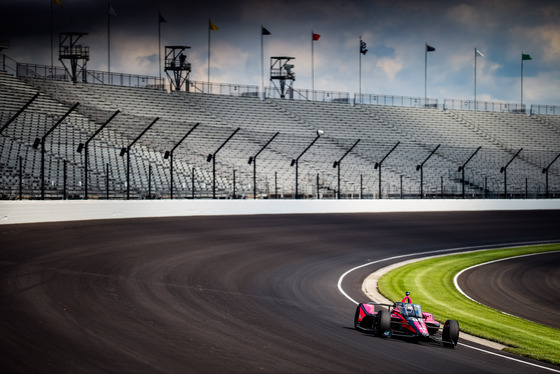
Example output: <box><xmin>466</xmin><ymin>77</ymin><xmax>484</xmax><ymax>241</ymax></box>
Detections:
<box><xmin>405</xmin><ymin>291</ymin><xmax>410</xmax><ymax>296</ymax></box>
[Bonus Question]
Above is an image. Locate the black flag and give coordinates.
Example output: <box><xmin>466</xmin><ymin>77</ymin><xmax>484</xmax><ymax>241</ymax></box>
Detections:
<box><xmin>360</xmin><ymin>39</ymin><xmax>368</xmax><ymax>55</ymax></box>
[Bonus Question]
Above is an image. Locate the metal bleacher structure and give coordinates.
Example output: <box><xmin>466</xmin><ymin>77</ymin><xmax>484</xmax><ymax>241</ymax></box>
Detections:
<box><xmin>1</xmin><ymin>55</ymin><xmax>559</xmax><ymax>200</ymax></box>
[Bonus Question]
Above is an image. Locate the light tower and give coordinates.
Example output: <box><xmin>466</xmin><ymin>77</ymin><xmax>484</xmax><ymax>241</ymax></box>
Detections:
<box><xmin>59</xmin><ymin>32</ymin><xmax>89</xmax><ymax>83</ymax></box>
<box><xmin>270</xmin><ymin>56</ymin><xmax>295</xmax><ymax>99</ymax></box>
<box><xmin>164</xmin><ymin>46</ymin><xmax>191</xmax><ymax>92</ymax></box>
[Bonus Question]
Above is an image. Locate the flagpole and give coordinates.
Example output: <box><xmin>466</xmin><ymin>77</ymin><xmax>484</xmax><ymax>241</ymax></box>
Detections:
<box><xmin>108</xmin><ymin>0</ymin><xmax>111</xmax><ymax>74</ymax></box>
<box><xmin>424</xmin><ymin>43</ymin><xmax>427</xmax><ymax>104</ymax></box>
<box><xmin>521</xmin><ymin>52</ymin><xmax>524</xmax><ymax>108</ymax></box>
<box><xmin>311</xmin><ymin>30</ymin><xmax>315</xmax><ymax>100</ymax></box>
<box><xmin>359</xmin><ymin>36</ymin><xmax>362</xmax><ymax>99</ymax></box>
<box><xmin>50</xmin><ymin>0</ymin><xmax>54</xmax><ymax>69</ymax></box>
<box><xmin>158</xmin><ymin>12</ymin><xmax>161</xmax><ymax>84</ymax></box>
<box><xmin>261</xmin><ymin>25</ymin><xmax>264</xmax><ymax>100</ymax></box>
<box><xmin>208</xmin><ymin>19</ymin><xmax>211</xmax><ymax>87</ymax></box>
<box><xmin>474</xmin><ymin>47</ymin><xmax>477</xmax><ymax>109</ymax></box>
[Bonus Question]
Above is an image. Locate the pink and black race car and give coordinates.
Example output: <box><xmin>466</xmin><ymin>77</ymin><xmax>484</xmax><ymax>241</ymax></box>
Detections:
<box><xmin>354</xmin><ymin>301</ymin><xmax>459</xmax><ymax>348</ymax></box>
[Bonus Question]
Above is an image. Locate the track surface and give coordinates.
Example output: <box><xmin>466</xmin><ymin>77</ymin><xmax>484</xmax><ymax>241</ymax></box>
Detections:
<box><xmin>1</xmin><ymin>210</ymin><xmax>560</xmax><ymax>373</ymax></box>
<box><xmin>458</xmin><ymin>251</ymin><xmax>560</xmax><ymax>329</ymax></box>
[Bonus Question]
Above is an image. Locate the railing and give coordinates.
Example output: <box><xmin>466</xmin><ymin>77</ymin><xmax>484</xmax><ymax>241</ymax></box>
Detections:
<box><xmin>0</xmin><ymin>54</ymin><xmax>19</xmax><ymax>76</ymax></box>
<box><xmin>443</xmin><ymin>99</ymin><xmax>526</xmax><ymax>113</ymax></box>
<box><xmin>531</xmin><ymin>104</ymin><xmax>560</xmax><ymax>115</ymax></box>
<box><xmin>16</xmin><ymin>63</ymin><xmax>70</xmax><ymax>80</ymax></box>
<box><xmin>4</xmin><ymin>55</ymin><xmax>559</xmax><ymax>114</ymax></box>
<box><xmin>266</xmin><ymin>86</ymin><xmax>350</xmax><ymax>103</ymax></box>
<box><xmin>356</xmin><ymin>93</ymin><xmax>439</xmax><ymax>108</ymax></box>
<box><xmin>187</xmin><ymin>80</ymin><xmax>351</xmax><ymax>103</ymax></box>
<box><xmin>15</xmin><ymin>62</ymin><xmax>166</xmax><ymax>90</ymax></box>
<box><xmin>86</xmin><ymin>70</ymin><xmax>164</xmax><ymax>89</ymax></box>
<box><xmin>189</xmin><ymin>80</ymin><xmax>259</xmax><ymax>97</ymax></box>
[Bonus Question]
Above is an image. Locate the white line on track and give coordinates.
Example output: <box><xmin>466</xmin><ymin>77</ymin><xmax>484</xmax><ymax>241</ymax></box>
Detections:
<box><xmin>337</xmin><ymin>245</ymin><xmax>483</xmax><ymax>305</ymax></box>
<box><xmin>337</xmin><ymin>242</ymin><xmax>560</xmax><ymax>373</ymax></box>
<box><xmin>453</xmin><ymin>250</ymin><xmax>560</xmax><ymax>319</ymax></box>
<box><xmin>458</xmin><ymin>343</ymin><xmax>560</xmax><ymax>373</ymax></box>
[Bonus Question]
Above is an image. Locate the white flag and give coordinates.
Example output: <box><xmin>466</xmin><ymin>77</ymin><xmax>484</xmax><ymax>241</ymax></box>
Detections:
<box><xmin>476</xmin><ymin>49</ymin><xmax>484</xmax><ymax>57</ymax></box>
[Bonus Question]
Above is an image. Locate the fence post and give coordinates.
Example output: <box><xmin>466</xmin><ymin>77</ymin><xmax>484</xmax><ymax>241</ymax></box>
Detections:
<box><xmin>19</xmin><ymin>156</ymin><xmax>23</xmax><ymax>200</ymax></box>
<box><xmin>360</xmin><ymin>174</ymin><xmax>363</xmax><ymax>199</ymax></box>
<box><xmin>191</xmin><ymin>167</ymin><xmax>195</xmax><ymax>199</ymax></box>
<box><xmin>63</xmin><ymin>160</ymin><xmax>67</xmax><ymax>200</ymax></box>
<box><xmin>106</xmin><ymin>163</ymin><xmax>109</xmax><ymax>200</ymax></box>
<box><xmin>148</xmin><ymin>164</ymin><xmax>152</xmax><ymax>199</ymax></box>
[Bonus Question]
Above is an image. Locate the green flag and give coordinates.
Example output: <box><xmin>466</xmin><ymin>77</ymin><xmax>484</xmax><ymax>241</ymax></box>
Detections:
<box><xmin>522</xmin><ymin>53</ymin><xmax>532</xmax><ymax>61</ymax></box>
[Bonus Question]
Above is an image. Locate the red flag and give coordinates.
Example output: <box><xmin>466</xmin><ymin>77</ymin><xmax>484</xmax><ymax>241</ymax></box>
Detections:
<box><xmin>312</xmin><ymin>33</ymin><xmax>321</xmax><ymax>41</ymax></box>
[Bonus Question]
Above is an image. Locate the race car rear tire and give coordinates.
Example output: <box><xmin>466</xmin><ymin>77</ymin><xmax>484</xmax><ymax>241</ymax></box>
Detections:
<box><xmin>442</xmin><ymin>319</ymin><xmax>459</xmax><ymax>347</ymax></box>
<box><xmin>376</xmin><ymin>310</ymin><xmax>391</xmax><ymax>337</ymax></box>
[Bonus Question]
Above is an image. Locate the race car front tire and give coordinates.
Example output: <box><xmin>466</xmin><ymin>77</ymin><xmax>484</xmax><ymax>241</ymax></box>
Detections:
<box><xmin>376</xmin><ymin>309</ymin><xmax>391</xmax><ymax>337</ymax></box>
<box><xmin>442</xmin><ymin>319</ymin><xmax>459</xmax><ymax>347</ymax></box>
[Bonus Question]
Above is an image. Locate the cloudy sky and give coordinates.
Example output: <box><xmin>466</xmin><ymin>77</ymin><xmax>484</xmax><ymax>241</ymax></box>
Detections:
<box><xmin>2</xmin><ymin>0</ymin><xmax>560</xmax><ymax>105</ymax></box>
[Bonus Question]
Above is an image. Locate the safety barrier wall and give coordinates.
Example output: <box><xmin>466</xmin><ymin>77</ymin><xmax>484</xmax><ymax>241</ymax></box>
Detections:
<box><xmin>1</xmin><ymin>199</ymin><xmax>559</xmax><ymax>225</ymax></box>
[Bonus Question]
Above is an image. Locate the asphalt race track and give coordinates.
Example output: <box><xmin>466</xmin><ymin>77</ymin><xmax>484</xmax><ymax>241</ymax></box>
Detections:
<box><xmin>1</xmin><ymin>210</ymin><xmax>560</xmax><ymax>373</ymax></box>
<box><xmin>457</xmin><ymin>251</ymin><xmax>560</xmax><ymax>329</ymax></box>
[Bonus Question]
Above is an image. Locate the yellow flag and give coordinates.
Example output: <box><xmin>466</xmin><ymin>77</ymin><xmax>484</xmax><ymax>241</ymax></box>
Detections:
<box><xmin>209</xmin><ymin>20</ymin><xmax>219</xmax><ymax>31</ymax></box>
<box><xmin>53</xmin><ymin>0</ymin><xmax>62</xmax><ymax>5</ymax></box>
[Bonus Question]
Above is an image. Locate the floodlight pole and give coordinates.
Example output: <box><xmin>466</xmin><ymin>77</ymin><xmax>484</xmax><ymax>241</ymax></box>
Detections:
<box><xmin>416</xmin><ymin>144</ymin><xmax>440</xmax><ymax>199</ymax></box>
<box><xmin>121</xmin><ymin>117</ymin><xmax>159</xmax><ymax>200</ymax></box>
<box><xmin>542</xmin><ymin>152</ymin><xmax>560</xmax><ymax>198</ymax></box>
<box><xmin>374</xmin><ymin>141</ymin><xmax>400</xmax><ymax>199</ymax></box>
<box><xmin>500</xmin><ymin>148</ymin><xmax>522</xmax><ymax>198</ymax></box>
<box><xmin>333</xmin><ymin>139</ymin><xmax>360</xmax><ymax>199</ymax></box>
<box><xmin>0</xmin><ymin>92</ymin><xmax>39</xmax><ymax>135</ymax></box>
<box><xmin>458</xmin><ymin>146</ymin><xmax>481</xmax><ymax>199</ymax></box>
<box><xmin>165</xmin><ymin>122</ymin><xmax>200</xmax><ymax>199</ymax></box>
<box><xmin>207</xmin><ymin>127</ymin><xmax>240</xmax><ymax>199</ymax></box>
<box><xmin>249</xmin><ymin>132</ymin><xmax>279</xmax><ymax>199</ymax></box>
<box><xmin>291</xmin><ymin>130</ymin><xmax>323</xmax><ymax>199</ymax></box>
<box><xmin>33</xmin><ymin>102</ymin><xmax>79</xmax><ymax>200</ymax></box>
<box><xmin>2</xmin><ymin>93</ymin><xmax>40</xmax><ymax>200</ymax></box>
<box><xmin>77</xmin><ymin>110</ymin><xmax>119</xmax><ymax>199</ymax></box>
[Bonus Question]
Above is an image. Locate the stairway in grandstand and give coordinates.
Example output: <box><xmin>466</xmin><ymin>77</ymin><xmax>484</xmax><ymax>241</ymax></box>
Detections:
<box><xmin>1</xmin><ymin>68</ymin><xmax>559</xmax><ymax>200</ymax></box>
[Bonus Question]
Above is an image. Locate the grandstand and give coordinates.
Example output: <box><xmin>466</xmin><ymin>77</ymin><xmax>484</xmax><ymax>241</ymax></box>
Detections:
<box><xmin>1</xmin><ymin>55</ymin><xmax>559</xmax><ymax>200</ymax></box>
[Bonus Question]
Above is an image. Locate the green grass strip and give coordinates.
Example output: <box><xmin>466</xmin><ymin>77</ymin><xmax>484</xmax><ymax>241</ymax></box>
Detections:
<box><xmin>377</xmin><ymin>243</ymin><xmax>560</xmax><ymax>366</ymax></box>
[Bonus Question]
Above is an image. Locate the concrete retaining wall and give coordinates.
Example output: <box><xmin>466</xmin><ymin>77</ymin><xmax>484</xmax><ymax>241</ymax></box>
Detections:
<box><xmin>1</xmin><ymin>199</ymin><xmax>559</xmax><ymax>225</ymax></box>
